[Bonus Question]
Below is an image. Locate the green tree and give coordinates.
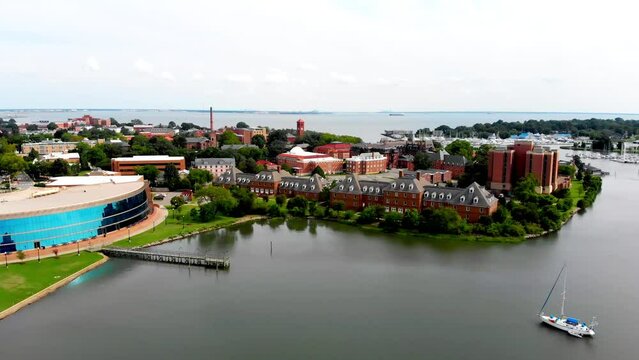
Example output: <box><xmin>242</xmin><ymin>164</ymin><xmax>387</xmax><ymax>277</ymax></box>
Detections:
<box><xmin>0</xmin><ymin>153</ymin><xmax>27</xmax><ymax>178</ymax></box>
<box><xmin>275</xmin><ymin>194</ymin><xmax>287</xmax><ymax>207</ymax></box>
<box><xmin>445</xmin><ymin>140</ymin><xmax>473</xmax><ymax>160</ymax></box>
<box><xmin>47</xmin><ymin>122</ymin><xmax>58</xmax><ymax>131</ymax></box>
<box><xmin>401</xmin><ymin>209</ymin><xmax>420</xmax><ymax>229</ymax></box>
<box><xmin>413</xmin><ymin>152</ymin><xmax>433</xmax><ymax>170</ymax></box>
<box><xmin>558</xmin><ymin>164</ymin><xmax>576</xmax><ymax>178</ymax></box>
<box><xmin>251</xmin><ymin>134</ymin><xmax>266</xmax><ymax>148</ymax></box>
<box><xmin>287</xmin><ymin>195</ymin><xmax>308</xmax><ymax>216</ymax></box>
<box><xmin>219</xmin><ymin>130</ymin><xmax>241</xmax><ymax>146</ymax></box>
<box><xmin>170</xmin><ymin>195</ymin><xmax>186</xmax><ymax>211</ymax></box>
<box><xmin>26</xmin><ymin>148</ymin><xmax>40</xmax><ymax>162</ymax></box>
<box><xmin>311</xmin><ymin>165</ymin><xmax>326</xmax><ymax>178</ymax></box>
<box><xmin>163</xmin><ymin>163</ymin><xmax>180</xmax><ymax>190</ymax></box>
<box><xmin>135</xmin><ymin>165</ymin><xmax>160</xmax><ymax>186</ymax></box>
<box><xmin>380</xmin><ymin>212</ymin><xmax>403</xmax><ymax>232</ymax></box>
<box><xmin>187</xmin><ymin>169</ymin><xmax>213</xmax><ymax>188</ymax></box>
<box><xmin>195</xmin><ymin>185</ymin><xmax>238</xmax><ymax>215</ymax></box>
<box><xmin>236</xmin><ymin>121</ymin><xmax>250</xmax><ymax>128</ymax></box>
<box><xmin>357</xmin><ymin>206</ymin><xmax>379</xmax><ymax>224</ymax></box>
<box><xmin>49</xmin><ymin>159</ymin><xmax>69</xmax><ymax>176</ymax></box>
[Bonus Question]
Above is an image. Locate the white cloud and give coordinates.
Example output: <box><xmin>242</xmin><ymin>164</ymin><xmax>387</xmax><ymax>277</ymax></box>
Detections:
<box><xmin>134</xmin><ymin>59</ymin><xmax>154</xmax><ymax>74</ymax></box>
<box><xmin>297</xmin><ymin>63</ymin><xmax>318</xmax><ymax>72</ymax></box>
<box><xmin>192</xmin><ymin>72</ymin><xmax>204</xmax><ymax>81</ymax></box>
<box><xmin>160</xmin><ymin>71</ymin><xmax>175</xmax><ymax>81</ymax></box>
<box><xmin>226</xmin><ymin>74</ymin><xmax>254</xmax><ymax>83</ymax></box>
<box><xmin>85</xmin><ymin>56</ymin><xmax>100</xmax><ymax>71</ymax></box>
<box><xmin>375</xmin><ymin>77</ymin><xmax>406</xmax><ymax>86</ymax></box>
<box><xmin>264</xmin><ymin>69</ymin><xmax>289</xmax><ymax>84</ymax></box>
<box><xmin>330</xmin><ymin>72</ymin><xmax>357</xmax><ymax>84</ymax></box>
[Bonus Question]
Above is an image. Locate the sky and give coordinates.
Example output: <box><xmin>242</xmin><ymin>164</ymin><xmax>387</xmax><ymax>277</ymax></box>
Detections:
<box><xmin>1</xmin><ymin>0</ymin><xmax>639</xmax><ymax>112</ymax></box>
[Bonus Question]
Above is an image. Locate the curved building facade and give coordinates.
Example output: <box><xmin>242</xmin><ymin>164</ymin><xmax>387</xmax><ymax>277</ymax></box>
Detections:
<box><xmin>0</xmin><ymin>181</ymin><xmax>152</xmax><ymax>252</ymax></box>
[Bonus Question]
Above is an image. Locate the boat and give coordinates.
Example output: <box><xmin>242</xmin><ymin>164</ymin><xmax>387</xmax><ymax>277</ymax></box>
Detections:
<box><xmin>388</xmin><ymin>113</ymin><xmax>405</xmax><ymax>116</ymax></box>
<box><xmin>538</xmin><ymin>265</ymin><xmax>598</xmax><ymax>338</ymax></box>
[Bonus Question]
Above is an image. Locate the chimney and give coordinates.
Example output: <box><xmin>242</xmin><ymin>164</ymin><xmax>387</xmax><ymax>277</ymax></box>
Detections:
<box><xmin>209</xmin><ymin>106</ymin><xmax>214</xmax><ymax>131</ymax></box>
<box><xmin>399</xmin><ymin>170</ymin><xmax>404</xmax><ymax>178</ymax></box>
<box><xmin>416</xmin><ymin>171</ymin><xmax>421</xmax><ymax>180</ymax></box>
<box><xmin>277</xmin><ymin>165</ymin><xmax>282</xmax><ymax>173</ymax></box>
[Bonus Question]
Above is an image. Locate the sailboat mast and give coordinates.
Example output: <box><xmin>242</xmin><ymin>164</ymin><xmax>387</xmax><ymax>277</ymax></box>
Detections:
<box><xmin>561</xmin><ymin>267</ymin><xmax>567</xmax><ymax>317</ymax></box>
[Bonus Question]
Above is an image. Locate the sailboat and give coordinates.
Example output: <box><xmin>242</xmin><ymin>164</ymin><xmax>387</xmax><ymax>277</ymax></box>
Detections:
<box><xmin>538</xmin><ymin>265</ymin><xmax>598</xmax><ymax>338</ymax></box>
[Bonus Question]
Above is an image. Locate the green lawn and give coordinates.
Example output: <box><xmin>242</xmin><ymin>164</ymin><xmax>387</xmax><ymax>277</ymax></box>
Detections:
<box><xmin>111</xmin><ymin>206</ymin><xmax>239</xmax><ymax>248</ymax></box>
<box><xmin>0</xmin><ymin>252</ymin><xmax>103</xmax><ymax>312</ymax></box>
<box><xmin>568</xmin><ymin>180</ymin><xmax>584</xmax><ymax>208</ymax></box>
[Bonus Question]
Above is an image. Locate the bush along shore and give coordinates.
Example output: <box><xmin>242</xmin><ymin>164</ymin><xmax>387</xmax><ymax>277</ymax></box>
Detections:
<box><xmin>162</xmin><ymin>165</ymin><xmax>600</xmax><ymax>245</ymax></box>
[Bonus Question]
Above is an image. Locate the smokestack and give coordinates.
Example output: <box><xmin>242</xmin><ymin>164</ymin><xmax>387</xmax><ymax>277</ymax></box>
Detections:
<box><xmin>416</xmin><ymin>171</ymin><xmax>421</xmax><ymax>180</ymax></box>
<box><xmin>209</xmin><ymin>106</ymin><xmax>214</xmax><ymax>131</ymax></box>
<box><xmin>399</xmin><ymin>170</ymin><xmax>404</xmax><ymax>178</ymax></box>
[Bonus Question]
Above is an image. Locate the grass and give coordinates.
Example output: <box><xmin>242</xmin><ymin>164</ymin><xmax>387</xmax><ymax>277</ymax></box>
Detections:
<box><xmin>357</xmin><ymin>223</ymin><xmax>524</xmax><ymax>243</ymax></box>
<box><xmin>0</xmin><ymin>252</ymin><xmax>103</xmax><ymax>312</ymax></box>
<box><xmin>111</xmin><ymin>205</ymin><xmax>241</xmax><ymax>248</ymax></box>
<box><xmin>568</xmin><ymin>180</ymin><xmax>584</xmax><ymax>208</ymax></box>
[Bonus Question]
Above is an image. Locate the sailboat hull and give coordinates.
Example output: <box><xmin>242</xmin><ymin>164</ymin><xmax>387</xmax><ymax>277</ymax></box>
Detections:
<box><xmin>540</xmin><ymin>314</ymin><xmax>595</xmax><ymax>337</ymax></box>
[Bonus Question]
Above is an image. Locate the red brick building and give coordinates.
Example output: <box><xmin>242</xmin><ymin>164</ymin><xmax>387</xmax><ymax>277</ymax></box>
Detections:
<box><xmin>329</xmin><ymin>174</ymin><xmax>364</xmax><ymax>210</ymax></box>
<box><xmin>279</xmin><ymin>174</ymin><xmax>327</xmax><ymax>201</ymax></box>
<box><xmin>216</xmin><ymin>169</ymin><xmax>292</xmax><ymax>196</ymax></box>
<box><xmin>276</xmin><ymin>146</ymin><xmax>343</xmax><ymax>175</ymax></box>
<box><xmin>381</xmin><ymin>172</ymin><xmax>429</xmax><ymax>213</ymax></box>
<box><xmin>345</xmin><ymin>152</ymin><xmax>388</xmax><ymax>174</ymax></box>
<box><xmin>422</xmin><ymin>182</ymin><xmax>499</xmax><ymax>222</ymax></box>
<box><xmin>185</xmin><ymin>137</ymin><xmax>215</xmax><ymax>150</ymax></box>
<box><xmin>397</xmin><ymin>155</ymin><xmax>415</xmax><ymax>171</ymax></box>
<box><xmin>313</xmin><ymin>143</ymin><xmax>352</xmax><ymax>159</ymax></box>
<box><xmin>111</xmin><ymin>155</ymin><xmax>186</xmax><ymax>175</ymax></box>
<box><xmin>487</xmin><ymin>140</ymin><xmax>560</xmax><ymax>194</ymax></box>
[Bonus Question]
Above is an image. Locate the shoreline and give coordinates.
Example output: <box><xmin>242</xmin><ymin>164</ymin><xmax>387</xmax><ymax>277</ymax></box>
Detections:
<box><xmin>0</xmin><ymin>253</ymin><xmax>108</xmax><ymax>321</ymax></box>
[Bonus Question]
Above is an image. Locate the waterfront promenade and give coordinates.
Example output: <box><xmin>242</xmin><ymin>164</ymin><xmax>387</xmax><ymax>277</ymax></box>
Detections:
<box><xmin>2</xmin><ymin>205</ymin><xmax>168</xmax><ymax>265</ymax></box>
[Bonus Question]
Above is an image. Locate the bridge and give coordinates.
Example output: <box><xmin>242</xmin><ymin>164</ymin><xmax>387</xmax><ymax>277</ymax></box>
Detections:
<box><xmin>100</xmin><ymin>247</ymin><xmax>230</xmax><ymax>269</ymax></box>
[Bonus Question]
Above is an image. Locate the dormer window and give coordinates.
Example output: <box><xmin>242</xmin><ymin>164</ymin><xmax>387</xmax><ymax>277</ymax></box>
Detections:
<box><xmin>339</xmin><ymin>185</ymin><xmax>344</xmax><ymax>190</ymax></box>
<box><xmin>347</xmin><ymin>177</ymin><xmax>352</xmax><ymax>183</ymax></box>
<box><xmin>469</xmin><ymin>188</ymin><xmax>474</xmax><ymax>193</ymax></box>
<box><xmin>310</xmin><ymin>178</ymin><xmax>314</xmax><ymax>183</ymax></box>
<box><xmin>267</xmin><ymin>175</ymin><xmax>272</xmax><ymax>180</ymax></box>
<box><xmin>424</xmin><ymin>191</ymin><xmax>429</xmax><ymax>198</ymax></box>
<box><xmin>446</xmin><ymin>194</ymin><xmax>452</xmax><ymax>200</ymax></box>
<box><xmin>460</xmin><ymin>196</ymin><xmax>466</xmax><ymax>202</ymax></box>
<box><xmin>400</xmin><ymin>184</ymin><xmax>405</xmax><ymax>190</ymax></box>
<box><xmin>255</xmin><ymin>174</ymin><xmax>259</xmax><ymax>178</ymax></box>
<box><xmin>375</xmin><ymin>188</ymin><xmax>380</xmax><ymax>193</ymax></box>
<box><xmin>302</xmin><ymin>185</ymin><xmax>307</xmax><ymax>190</ymax></box>
<box><xmin>310</xmin><ymin>185</ymin><xmax>315</xmax><ymax>190</ymax></box>
<box><xmin>392</xmin><ymin>183</ymin><xmax>397</xmax><ymax>188</ymax></box>
<box><xmin>362</xmin><ymin>186</ymin><xmax>368</xmax><ymax>192</ymax></box>
<box><xmin>260</xmin><ymin>175</ymin><xmax>266</xmax><ymax>180</ymax></box>
<box><xmin>431</xmin><ymin>192</ymin><xmax>436</xmax><ymax>198</ymax></box>
<box><xmin>349</xmin><ymin>185</ymin><xmax>354</xmax><ymax>191</ymax></box>
<box><xmin>408</xmin><ymin>184</ymin><xmax>414</xmax><ymax>190</ymax></box>
<box><xmin>473</xmin><ymin>197</ymin><xmax>478</xmax><ymax>204</ymax></box>
<box><xmin>295</xmin><ymin>183</ymin><xmax>299</xmax><ymax>188</ymax></box>
<box><xmin>369</xmin><ymin>187</ymin><xmax>374</xmax><ymax>193</ymax></box>
<box><xmin>439</xmin><ymin>193</ymin><xmax>444</xmax><ymax>199</ymax></box>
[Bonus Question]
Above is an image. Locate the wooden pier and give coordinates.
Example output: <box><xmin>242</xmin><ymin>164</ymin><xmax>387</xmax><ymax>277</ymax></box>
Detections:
<box><xmin>101</xmin><ymin>248</ymin><xmax>230</xmax><ymax>269</ymax></box>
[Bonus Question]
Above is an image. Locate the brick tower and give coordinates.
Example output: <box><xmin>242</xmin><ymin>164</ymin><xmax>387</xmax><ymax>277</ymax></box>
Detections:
<box><xmin>297</xmin><ymin>118</ymin><xmax>305</xmax><ymax>139</ymax></box>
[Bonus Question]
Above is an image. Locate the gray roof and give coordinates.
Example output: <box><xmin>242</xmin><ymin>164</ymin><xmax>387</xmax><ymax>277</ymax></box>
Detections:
<box><xmin>220</xmin><ymin>144</ymin><xmax>258</xmax><ymax>150</ymax></box>
<box><xmin>186</xmin><ymin>137</ymin><xmax>210</xmax><ymax>143</ymax></box>
<box><xmin>383</xmin><ymin>176</ymin><xmax>427</xmax><ymax>194</ymax></box>
<box><xmin>279</xmin><ymin>174</ymin><xmax>327</xmax><ymax>193</ymax></box>
<box><xmin>443</xmin><ymin>155</ymin><xmax>467</xmax><ymax>166</ymax></box>
<box><xmin>330</xmin><ymin>174</ymin><xmax>363</xmax><ymax>195</ymax></box>
<box><xmin>194</xmin><ymin>158</ymin><xmax>235</xmax><ymax>167</ymax></box>
<box><xmin>215</xmin><ymin>167</ymin><xmax>243</xmax><ymax>184</ymax></box>
<box><xmin>358</xmin><ymin>180</ymin><xmax>388</xmax><ymax>195</ymax></box>
<box><xmin>423</xmin><ymin>182</ymin><xmax>496</xmax><ymax>208</ymax></box>
<box><xmin>427</xmin><ymin>150</ymin><xmax>448</xmax><ymax>162</ymax></box>
<box><xmin>233</xmin><ymin>169</ymin><xmax>293</xmax><ymax>186</ymax></box>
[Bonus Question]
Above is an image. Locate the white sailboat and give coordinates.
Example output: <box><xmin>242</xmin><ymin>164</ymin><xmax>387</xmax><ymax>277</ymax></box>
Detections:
<box><xmin>538</xmin><ymin>265</ymin><xmax>598</xmax><ymax>338</ymax></box>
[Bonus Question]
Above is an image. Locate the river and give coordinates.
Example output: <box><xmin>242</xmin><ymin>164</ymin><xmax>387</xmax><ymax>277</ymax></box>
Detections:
<box><xmin>0</xmin><ymin>159</ymin><xmax>638</xmax><ymax>359</ymax></box>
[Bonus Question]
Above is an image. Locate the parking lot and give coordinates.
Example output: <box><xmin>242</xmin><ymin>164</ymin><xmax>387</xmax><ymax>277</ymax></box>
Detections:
<box><xmin>151</xmin><ymin>191</ymin><xmax>184</xmax><ymax>206</ymax></box>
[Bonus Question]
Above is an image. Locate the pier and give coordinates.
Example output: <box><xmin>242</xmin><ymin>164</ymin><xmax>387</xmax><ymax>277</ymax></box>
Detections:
<box><xmin>100</xmin><ymin>248</ymin><xmax>230</xmax><ymax>269</ymax></box>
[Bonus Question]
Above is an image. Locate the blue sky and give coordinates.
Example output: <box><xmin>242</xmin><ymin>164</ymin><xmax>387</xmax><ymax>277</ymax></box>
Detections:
<box><xmin>1</xmin><ymin>0</ymin><xmax>638</xmax><ymax>112</ymax></box>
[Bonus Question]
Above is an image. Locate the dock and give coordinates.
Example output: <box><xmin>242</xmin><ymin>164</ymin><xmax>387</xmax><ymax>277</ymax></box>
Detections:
<box><xmin>100</xmin><ymin>247</ymin><xmax>230</xmax><ymax>269</ymax></box>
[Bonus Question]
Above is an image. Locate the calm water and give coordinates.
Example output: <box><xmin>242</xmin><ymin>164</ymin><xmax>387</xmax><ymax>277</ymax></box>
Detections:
<box><xmin>2</xmin><ymin>109</ymin><xmax>639</xmax><ymax>142</ymax></box>
<box><xmin>1</xmin><ymin>159</ymin><xmax>638</xmax><ymax>359</ymax></box>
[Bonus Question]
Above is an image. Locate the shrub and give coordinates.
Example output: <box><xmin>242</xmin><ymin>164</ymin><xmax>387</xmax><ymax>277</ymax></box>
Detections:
<box><xmin>343</xmin><ymin>210</ymin><xmax>355</xmax><ymax>220</ymax></box>
<box><xmin>16</xmin><ymin>250</ymin><xmax>26</xmax><ymax>262</ymax></box>
<box><xmin>380</xmin><ymin>212</ymin><xmax>403</xmax><ymax>232</ymax></box>
<box><xmin>267</xmin><ymin>203</ymin><xmax>284</xmax><ymax>217</ymax></box>
<box><xmin>331</xmin><ymin>201</ymin><xmax>345</xmax><ymax>211</ymax></box>
<box><xmin>357</xmin><ymin>206</ymin><xmax>379</xmax><ymax>224</ymax></box>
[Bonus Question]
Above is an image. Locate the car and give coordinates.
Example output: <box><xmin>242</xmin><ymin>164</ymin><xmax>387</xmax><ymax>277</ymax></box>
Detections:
<box><xmin>153</xmin><ymin>193</ymin><xmax>166</xmax><ymax>200</ymax></box>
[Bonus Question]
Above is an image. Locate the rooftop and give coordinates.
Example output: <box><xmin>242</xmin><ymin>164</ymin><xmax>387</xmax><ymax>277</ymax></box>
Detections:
<box><xmin>0</xmin><ymin>181</ymin><xmax>147</xmax><ymax>219</ymax></box>
<box><xmin>46</xmin><ymin>175</ymin><xmax>143</xmax><ymax>187</ymax></box>
<box><xmin>111</xmin><ymin>155</ymin><xmax>185</xmax><ymax>162</ymax></box>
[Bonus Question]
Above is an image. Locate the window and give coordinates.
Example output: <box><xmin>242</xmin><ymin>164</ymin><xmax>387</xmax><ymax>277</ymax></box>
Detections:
<box><xmin>362</xmin><ymin>186</ymin><xmax>368</xmax><ymax>192</ymax></box>
<box><xmin>400</xmin><ymin>184</ymin><xmax>405</xmax><ymax>189</ymax></box>
<box><xmin>408</xmin><ymin>184</ymin><xmax>414</xmax><ymax>190</ymax></box>
<box><xmin>339</xmin><ymin>185</ymin><xmax>344</xmax><ymax>190</ymax></box>
<box><xmin>424</xmin><ymin>191</ymin><xmax>429</xmax><ymax>198</ymax></box>
<box><xmin>469</xmin><ymin>187</ymin><xmax>474</xmax><ymax>193</ymax></box>
<box><xmin>392</xmin><ymin>183</ymin><xmax>397</xmax><ymax>188</ymax></box>
<box><xmin>439</xmin><ymin>193</ymin><xmax>444</xmax><ymax>199</ymax></box>
<box><xmin>466</xmin><ymin>207</ymin><xmax>470</xmax><ymax>212</ymax></box>
<box><xmin>349</xmin><ymin>185</ymin><xmax>354</xmax><ymax>191</ymax></box>
<box><xmin>431</xmin><ymin>192</ymin><xmax>436</xmax><ymax>198</ymax></box>
<box><xmin>460</xmin><ymin>196</ymin><xmax>465</xmax><ymax>202</ymax></box>
<box><xmin>473</xmin><ymin>197</ymin><xmax>478</xmax><ymax>204</ymax></box>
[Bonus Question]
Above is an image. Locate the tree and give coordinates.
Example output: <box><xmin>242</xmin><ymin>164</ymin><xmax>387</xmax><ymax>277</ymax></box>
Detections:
<box><xmin>287</xmin><ymin>195</ymin><xmax>308</xmax><ymax>216</ymax></box>
<box><xmin>413</xmin><ymin>152</ymin><xmax>433</xmax><ymax>170</ymax></box>
<box><xmin>230</xmin><ymin>186</ymin><xmax>256</xmax><ymax>216</ymax></box>
<box><xmin>275</xmin><ymin>194</ymin><xmax>287</xmax><ymax>207</ymax></box>
<box><xmin>445</xmin><ymin>139</ymin><xmax>473</xmax><ymax>160</ymax></box>
<box><xmin>16</xmin><ymin>250</ymin><xmax>26</xmax><ymax>263</ymax></box>
<box><xmin>236</xmin><ymin>121</ymin><xmax>250</xmax><ymax>129</ymax></box>
<box><xmin>135</xmin><ymin>165</ymin><xmax>160</xmax><ymax>186</ymax></box>
<box><xmin>172</xmin><ymin>135</ymin><xmax>187</xmax><ymax>149</ymax></box>
<box><xmin>49</xmin><ymin>159</ymin><xmax>70</xmax><ymax>176</ymax></box>
<box><xmin>401</xmin><ymin>209</ymin><xmax>420</xmax><ymax>229</ymax></box>
<box><xmin>218</xmin><ymin>130</ymin><xmax>241</xmax><ymax>146</ymax></box>
<box><xmin>27</xmin><ymin>124</ymin><xmax>38</xmax><ymax>131</ymax></box>
<box><xmin>357</xmin><ymin>206</ymin><xmax>380</xmax><ymax>224</ymax></box>
<box><xmin>380</xmin><ymin>212</ymin><xmax>403</xmax><ymax>232</ymax></box>
<box><xmin>251</xmin><ymin>134</ymin><xmax>266</xmax><ymax>148</ymax></box>
<box><xmin>331</xmin><ymin>201</ymin><xmax>345</xmax><ymax>211</ymax></box>
<box><xmin>187</xmin><ymin>169</ymin><xmax>213</xmax><ymax>188</ymax></box>
<box><xmin>267</xmin><ymin>203</ymin><xmax>284</xmax><ymax>217</ymax></box>
<box><xmin>47</xmin><ymin>122</ymin><xmax>58</xmax><ymax>131</ymax></box>
<box><xmin>420</xmin><ymin>208</ymin><xmax>469</xmax><ymax>234</ymax></box>
<box><xmin>163</xmin><ymin>164</ymin><xmax>180</xmax><ymax>190</ymax></box>
<box><xmin>168</xmin><ymin>121</ymin><xmax>177</xmax><ymax>128</ymax></box>
<box><xmin>558</xmin><ymin>164</ymin><xmax>576</xmax><ymax>178</ymax></box>
<box><xmin>195</xmin><ymin>185</ymin><xmax>237</xmax><ymax>215</ymax></box>
<box><xmin>170</xmin><ymin>195</ymin><xmax>186</xmax><ymax>210</ymax></box>
<box><xmin>0</xmin><ymin>153</ymin><xmax>27</xmax><ymax>178</ymax></box>
<box><xmin>311</xmin><ymin>165</ymin><xmax>326</xmax><ymax>178</ymax></box>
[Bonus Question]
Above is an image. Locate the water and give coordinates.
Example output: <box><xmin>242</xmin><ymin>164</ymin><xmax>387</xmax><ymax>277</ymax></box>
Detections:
<box><xmin>2</xmin><ymin>109</ymin><xmax>638</xmax><ymax>142</ymax></box>
<box><xmin>1</xmin><ymin>159</ymin><xmax>638</xmax><ymax>359</ymax></box>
